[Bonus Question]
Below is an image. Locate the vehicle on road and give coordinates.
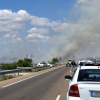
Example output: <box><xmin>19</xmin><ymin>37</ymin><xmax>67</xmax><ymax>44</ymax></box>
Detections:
<box><xmin>66</xmin><ymin>60</ymin><xmax>72</xmax><ymax>67</ymax></box>
<box><xmin>46</xmin><ymin>63</ymin><xmax>54</xmax><ymax>68</ymax></box>
<box><xmin>65</xmin><ymin>63</ymin><xmax>100</xmax><ymax>100</ymax></box>
<box><xmin>37</xmin><ymin>62</ymin><xmax>47</xmax><ymax>67</ymax></box>
<box><xmin>78</xmin><ymin>60</ymin><xmax>93</xmax><ymax>66</ymax></box>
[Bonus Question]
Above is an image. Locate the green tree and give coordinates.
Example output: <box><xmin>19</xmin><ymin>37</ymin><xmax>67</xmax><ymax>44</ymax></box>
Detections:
<box><xmin>0</xmin><ymin>58</ymin><xmax>33</xmax><ymax>70</ymax></box>
<box><xmin>1</xmin><ymin>62</ymin><xmax>17</xmax><ymax>70</ymax></box>
<box><xmin>17</xmin><ymin>58</ymin><xmax>33</xmax><ymax>67</ymax></box>
<box><xmin>51</xmin><ymin>58</ymin><xmax>59</xmax><ymax>64</ymax></box>
<box><xmin>24</xmin><ymin>58</ymin><xmax>33</xmax><ymax>63</ymax></box>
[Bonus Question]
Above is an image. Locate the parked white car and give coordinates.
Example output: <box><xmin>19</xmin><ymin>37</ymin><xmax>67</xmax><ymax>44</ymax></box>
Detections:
<box><xmin>65</xmin><ymin>63</ymin><xmax>100</xmax><ymax>100</ymax></box>
<box><xmin>46</xmin><ymin>63</ymin><xmax>54</xmax><ymax>68</ymax></box>
<box><xmin>37</xmin><ymin>62</ymin><xmax>47</xmax><ymax>67</ymax></box>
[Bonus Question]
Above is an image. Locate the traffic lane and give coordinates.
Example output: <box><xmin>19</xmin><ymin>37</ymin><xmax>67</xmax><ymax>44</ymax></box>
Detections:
<box><xmin>41</xmin><ymin>67</ymin><xmax>73</xmax><ymax>100</ymax></box>
<box><xmin>0</xmin><ymin>66</ymin><xmax>70</xmax><ymax>100</ymax></box>
<box><xmin>0</xmin><ymin>66</ymin><xmax>63</xmax><ymax>88</ymax></box>
<box><xmin>60</xmin><ymin>67</ymin><xmax>73</xmax><ymax>100</ymax></box>
<box><xmin>0</xmin><ymin>66</ymin><xmax>67</xmax><ymax>100</ymax></box>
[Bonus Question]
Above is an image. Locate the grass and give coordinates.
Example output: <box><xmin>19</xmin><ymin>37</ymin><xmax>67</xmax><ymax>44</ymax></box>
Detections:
<box><xmin>1</xmin><ymin>75</ymin><xmax>14</xmax><ymax>81</ymax></box>
<box><xmin>32</xmin><ymin>67</ymin><xmax>49</xmax><ymax>72</ymax></box>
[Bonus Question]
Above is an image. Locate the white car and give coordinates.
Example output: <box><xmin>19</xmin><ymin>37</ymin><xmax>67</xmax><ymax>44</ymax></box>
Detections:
<box><xmin>46</xmin><ymin>63</ymin><xmax>54</xmax><ymax>68</ymax></box>
<box><xmin>78</xmin><ymin>60</ymin><xmax>93</xmax><ymax>66</ymax></box>
<box><xmin>37</xmin><ymin>62</ymin><xmax>47</xmax><ymax>67</ymax></box>
<box><xmin>65</xmin><ymin>63</ymin><xmax>100</xmax><ymax>100</ymax></box>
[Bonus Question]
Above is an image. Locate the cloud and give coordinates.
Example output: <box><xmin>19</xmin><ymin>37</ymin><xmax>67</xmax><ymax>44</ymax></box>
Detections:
<box><xmin>26</xmin><ymin>33</ymin><xmax>45</xmax><ymax>39</ymax></box>
<box><xmin>27</xmin><ymin>27</ymin><xmax>49</xmax><ymax>34</ymax></box>
<box><xmin>26</xmin><ymin>27</ymin><xmax>49</xmax><ymax>42</ymax></box>
<box><xmin>26</xmin><ymin>27</ymin><xmax>60</xmax><ymax>43</ymax></box>
<box><xmin>0</xmin><ymin>9</ymin><xmax>58</xmax><ymax>44</ymax></box>
<box><xmin>0</xmin><ymin>9</ymin><xmax>31</xmax><ymax>21</ymax></box>
<box><xmin>4</xmin><ymin>34</ymin><xmax>10</xmax><ymax>38</ymax></box>
<box><xmin>25</xmin><ymin>33</ymin><xmax>50</xmax><ymax>43</ymax></box>
<box><xmin>0</xmin><ymin>9</ymin><xmax>32</xmax><ymax>33</ymax></box>
<box><xmin>31</xmin><ymin>17</ymin><xmax>50</xmax><ymax>26</ymax></box>
<box><xmin>4</xmin><ymin>32</ymin><xmax>22</xmax><ymax>43</ymax></box>
<box><xmin>77</xmin><ymin>0</ymin><xmax>90</xmax><ymax>4</ymax></box>
<box><xmin>9</xmin><ymin>37</ymin><xmax>22</xmax><ymax>43</ymax></box>
<box><xmin>31</xmin><ymin>16</ymin><xmax>60</xmax><ymax>27</ymax></box>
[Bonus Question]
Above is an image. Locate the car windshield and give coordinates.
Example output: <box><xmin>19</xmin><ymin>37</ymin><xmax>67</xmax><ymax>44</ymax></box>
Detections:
<box><xmin>78</xmin><ymin>69</ymin><xmax>100</xmax><ymax>82</ymax></box>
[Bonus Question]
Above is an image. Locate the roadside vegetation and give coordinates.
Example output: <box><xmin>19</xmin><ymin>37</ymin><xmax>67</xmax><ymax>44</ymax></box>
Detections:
<box><xmin>0</xmin><ymin>58</ymin><xmax>33</xmax><ymax>70</ymax></box>
<box><xmin>0</xmin><ymin>57</ymin><xmax>61</xmax><ymax>81</ymax></box>
<box><xmin>0</xmin><ymin>57</ymin><xmax>59</xmax><ymax>70</ymax></box>
<box><xmin>1</xmin><ymin>75</ymin><xmax>14</xmax><ymax>81</ymax></box>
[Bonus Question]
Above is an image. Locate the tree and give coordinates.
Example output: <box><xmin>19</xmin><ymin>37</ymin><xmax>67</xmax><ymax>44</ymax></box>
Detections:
<box><xmin>17</xmin><ymin>58</ymin><xmax>33</xmax><ymax>67</ymax></box>
<box><xmin>0</xmin><ymin>58</ymin><xmax>33</xmax><ymax>70</ymax></box>
<box><xmin>24</xmin><ymin>58</ymin><xmax>33</xmax><ymax>63</ymax></box>
<box><xmin>51</xmin><ymin>58</ymin><xmax>59</xmax><ymax>64</ymax></box>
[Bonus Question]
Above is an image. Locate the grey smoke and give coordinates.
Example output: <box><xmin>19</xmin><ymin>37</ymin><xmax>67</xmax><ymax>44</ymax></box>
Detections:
<box><xmin>48</xmin><ymin>0</ymin><xmax>100</xmax><ymax>61</ymax></box>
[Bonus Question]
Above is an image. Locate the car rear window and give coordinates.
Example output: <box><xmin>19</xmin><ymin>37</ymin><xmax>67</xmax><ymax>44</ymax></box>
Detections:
<box><xmin>78</xmin><ymin>69</ymin><xmax>100</xmax><ymax>82</ymax></box>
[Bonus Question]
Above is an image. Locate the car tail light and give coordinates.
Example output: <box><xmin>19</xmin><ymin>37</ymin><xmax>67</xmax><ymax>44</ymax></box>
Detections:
<box><xmin>69</xmin><ymin>84</ymin><xmax>80</xmax><ymax>97</ymax></box>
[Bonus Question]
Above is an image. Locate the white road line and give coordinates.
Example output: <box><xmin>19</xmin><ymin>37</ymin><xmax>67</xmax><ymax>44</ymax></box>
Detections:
<box><xmin>66</xmin><ymin>79</ymin><xmax>68</xmax><ymax>80</ymax></box>
<box><xmin>2</xmin><ymin>66</ymin><xmax>63</xmax><ymax>88</ymax></box>
<box><xmin>56</xmin><ymin>95</ymin><xmax>61</xmax><ymax>100</ymax></box>
<box><xmin>2</xmin><ymin>75</ymin><xmax>37</xmax><ymax>88</ymax></box>
<box><xmin>2</xmin><ymin>71</ymin><xmax>47</xmax><ymax>88</ymax></box>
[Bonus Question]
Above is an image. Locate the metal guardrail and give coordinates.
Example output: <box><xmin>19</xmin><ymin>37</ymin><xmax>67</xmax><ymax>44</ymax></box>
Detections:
<box><xmin>17</xmin><ymin>66</ymin><xmax>51</xmax><ymax>70</ymax></box>
<box><xmin>0</xmin><ymin>69</ymin><xmax>21</xmax><ymax>75</ymax></box>
<box><xmin>0</xmin><ymin>69</ymin><xmax>21</xmax><ymax>80</ymax></box>
<box><xmin>0</xmin><ymin>65</ymin><xmax>61</xmax><ymax>81</ymax></box>
<box><xmin>17</xmin><ymin>67</ymin><xmax>34</xmax><ymax>70</ymax></box>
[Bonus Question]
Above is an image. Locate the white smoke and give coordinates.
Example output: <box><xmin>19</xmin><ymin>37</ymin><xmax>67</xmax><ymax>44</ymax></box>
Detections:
<box><xmin>48</xmin><ymin>0</ymin><xmax>100</xmax><ymax>61</ymax></box>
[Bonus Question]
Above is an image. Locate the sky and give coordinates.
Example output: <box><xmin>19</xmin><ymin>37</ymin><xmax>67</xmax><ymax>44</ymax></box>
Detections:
<box><xmin>0</xmin><ymin>0</ymin><xmax>100</xmax><ymax>63</ymax></box>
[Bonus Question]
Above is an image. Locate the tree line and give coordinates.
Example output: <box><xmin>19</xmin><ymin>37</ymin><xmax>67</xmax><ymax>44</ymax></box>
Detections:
<box><xmin>0</xmin><ymin>58</ymin><xmax>59</xmax><ymax>70</ymax></box>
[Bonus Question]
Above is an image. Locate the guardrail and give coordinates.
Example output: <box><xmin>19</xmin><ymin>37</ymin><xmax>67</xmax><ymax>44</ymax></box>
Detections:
<box><xmin>17</xmin><ymin>67</ymin><xmax>34</xmax><ymax>70</ymax></box>
<box><xmin>17</xmin><ymin>66</ymin><xmax>49</xmax><ymax>70</ymax></box>
<box><xmin>0</xmin><ymin>69</ymin><xmax>21</xmax><ymax>80</ymax></box>
<box><xmin>17</xmin><ymin>66</ymin><xmax>50</xmax><ymax>72</ymax></box>
<box><xmin>0</xmin><ymin>64</ymin><xmax>61</xmax><ymax>81</ymax></box>
<box><xmin>17</xmin><ymin>64</ymin><xmax>62</xmax><ymax>71</ymax></box>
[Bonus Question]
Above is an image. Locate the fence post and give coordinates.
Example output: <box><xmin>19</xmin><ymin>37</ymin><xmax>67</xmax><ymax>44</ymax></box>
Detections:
<box><xmin>14</xmin><ymin>72</ymin><xmax>16</xmax><ymax>77</ymax></box>
<box><xmin>0</xmin><ymin>75</ymin><xmax>2</xmax><ymax>81</ymax></box>
<box><xmin>0</xmin><ymin>64</ymin><xmax>2</xmax><ymax>80</ymax></box>
<box><xmin>18</xmin><ymin>72</ymin><xmax>19</xmax><ymax>76</ymax></box>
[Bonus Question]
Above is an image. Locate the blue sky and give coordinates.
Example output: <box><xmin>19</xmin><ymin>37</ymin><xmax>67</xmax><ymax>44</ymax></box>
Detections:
<box><xmin>0</xmin><ymin>0</ymin><xmax>75</xmax><ymax>21</ymax></box>
<box><xmin>0</xmin><ymin>0</ymin><xmax>100</xmax><ymax>63</ymax></box>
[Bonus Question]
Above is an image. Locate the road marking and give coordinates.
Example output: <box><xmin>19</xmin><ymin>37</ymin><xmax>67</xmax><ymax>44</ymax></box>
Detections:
<box><xmin>2</xmin><ymin>66</ymin><xmax>63</xmax><ymax>88</ymax></box>
<box><xmin>56</xmin><ymin>95</ymin><xmax>61</xmax><ymax>100</ymax></box>
<box><xmin>2</xmin><ymin>71</ymin><xmax>48</xmax><ymax>88</ymax></box>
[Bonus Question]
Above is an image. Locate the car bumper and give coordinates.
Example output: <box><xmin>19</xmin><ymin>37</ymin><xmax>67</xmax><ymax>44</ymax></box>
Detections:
<box><xmin>67</xmin><ymin>93</ymin><xmax>81</xmax><ymax>100</ymax></box>
<box><xmin>67</xmin><ymin>96</ymin><xmax>81</xmax><ymax>100</ymax></box>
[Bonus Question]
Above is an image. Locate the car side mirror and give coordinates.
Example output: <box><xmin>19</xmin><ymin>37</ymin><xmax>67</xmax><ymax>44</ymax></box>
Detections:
<box><xmin>65</xmin><ymin>75</ymin><xmax>72</xmax><ymax>80</ymax></box>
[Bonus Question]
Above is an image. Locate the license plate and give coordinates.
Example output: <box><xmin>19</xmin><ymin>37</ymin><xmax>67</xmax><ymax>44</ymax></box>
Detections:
<box><xmin>90</xmin><ymin>91</ymin><xmax>100</xmax><ymax>97</ymax></box>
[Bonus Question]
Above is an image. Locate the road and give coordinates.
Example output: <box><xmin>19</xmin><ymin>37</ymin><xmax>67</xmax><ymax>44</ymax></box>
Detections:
<box><xmin>0</xmin><ymin>66</ymin><xmax>72</xmax><ymax>100</ymax></box>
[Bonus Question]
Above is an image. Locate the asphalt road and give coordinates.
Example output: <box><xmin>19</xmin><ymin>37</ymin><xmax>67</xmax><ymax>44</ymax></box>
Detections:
<box><xmin>0</xmin><ymin>66</ymin><xmax>72</xmax><ymax>100</ymax></box>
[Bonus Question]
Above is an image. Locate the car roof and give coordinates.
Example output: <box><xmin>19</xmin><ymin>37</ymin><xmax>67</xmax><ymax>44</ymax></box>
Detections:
<box><xmin>80</xmin><ymin>65</ymin><xmax>100</xmax><ymax>69</ymax></box>
<box><xmin>79</xmin><ymin>60</ymin><xmax>93</xmax><ymax>62</ymax></box>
